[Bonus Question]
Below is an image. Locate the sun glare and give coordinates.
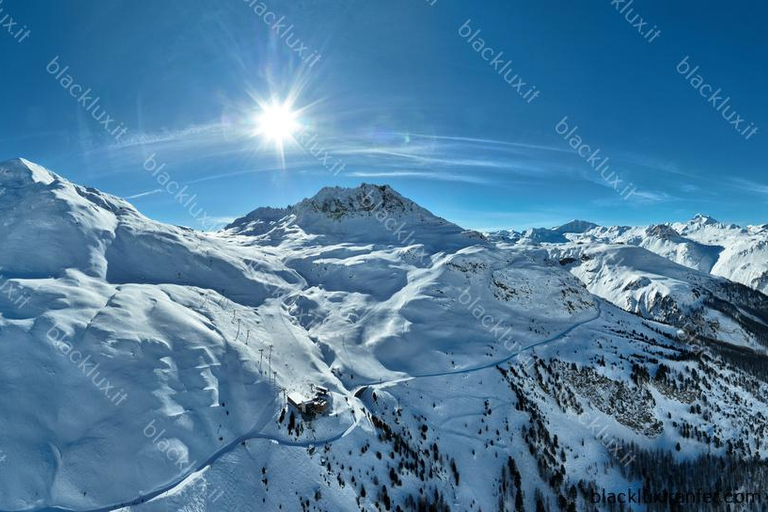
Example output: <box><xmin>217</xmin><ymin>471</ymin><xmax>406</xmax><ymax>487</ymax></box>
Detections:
<box><xmin>255</xmin><ymin>101</ymin><xmax>299</xmax><ymax>143</ymax></box>
<box><xmin>251</xmin><ymin>98</ymin><xmax>302</xmax><ymax>168</ymax></box>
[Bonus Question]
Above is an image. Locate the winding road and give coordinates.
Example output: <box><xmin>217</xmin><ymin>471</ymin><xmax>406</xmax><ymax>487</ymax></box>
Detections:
<box><xmin>27</xmin><ymin>301</ymin><xmax>603</xmax><ymax>512</ymax></box>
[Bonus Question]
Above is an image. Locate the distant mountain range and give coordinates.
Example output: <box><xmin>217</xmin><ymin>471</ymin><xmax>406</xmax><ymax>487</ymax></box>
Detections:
<box><xmin>489</xmin><ymin>214</ymin><xmax>768</xmax><ymax>295</ymax></box>
<box><xmin>2</xmin><ymin>158</ymin><xmax>768</xmax><ymax>511</ymax></box>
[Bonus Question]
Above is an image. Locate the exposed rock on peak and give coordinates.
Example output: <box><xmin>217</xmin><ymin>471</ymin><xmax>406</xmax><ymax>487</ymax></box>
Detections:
<box><xmin>553</xmin><ymin>219</ymin><xmax>599</xmax><ymax>234</ymax></box>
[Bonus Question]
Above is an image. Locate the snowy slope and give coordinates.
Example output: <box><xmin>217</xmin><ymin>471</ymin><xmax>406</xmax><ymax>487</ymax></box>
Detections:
<box><xmin>552</xmin><ymin>219</ymin><xmax>599</xmax><ymax>234</ymax></box>
<box><xmin>545</xmin><ymin>243</ymin><xmax>768</xmax><ymax>352</ymax></box>
<box><xmin>3</xmin><ymin>159</ymin><xmax>768</xmax><ymax>512</ymax></box>
<box><xmin>672</xmin><ymin>215</ymin><xmax>768</xmax><ymax>294</ymax></box>
<box><xmin>588</xmin><ymin>216</ymin><xmax>768</xmax><ymax>294</ymax></box>
<box><xmin>605</xmin><ymin>224</ymin><xmax>722</xmax><ymax>273</ymax></box>
<box><xmin>0</xmin><ymin>159</ymin><xmax>348</xmax><ymax>510</ymax></box>
<box><xmin>491</xmin><ymin>214</ymin><xmax>768</xmax><ymax>295</ymax></box>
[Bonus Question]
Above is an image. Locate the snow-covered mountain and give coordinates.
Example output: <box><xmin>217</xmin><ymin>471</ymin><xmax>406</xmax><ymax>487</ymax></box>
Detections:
<box><xmin>0</xmin><ymin>159</ymin><xmax>312</xmax><ymax>510</ymax></box>
<box><xmin>590</xmin><ymin>223</ymin><xmax>722</xmax><ymax>273</ymax></box>
<box><xmin>552</xmin><ymin>219</ymin><xmax>599</xmax><ymax>235</ymax></box>
<box><xmin>672</xmin><ymin>215</ymin><xmax>768</xmax><ymax>294</ymax></box>
<box><xmin>546</xmin><ymin>243</ymin><xmax>768</xmax><ymax>352</ymax></box>
<box><xmin>493</xmin><ymin>214</ymin><xmax>768</xmax><ymax>296</ymax></box>
<box><xmin>3</xmin><ymin>159</ymin><xmax>768</xmax><ymax>512</ymax></box>
<box><xmin>489</xmin><ymin>215</ymin><xmax>768</xmax><ymax>354</ymax></box>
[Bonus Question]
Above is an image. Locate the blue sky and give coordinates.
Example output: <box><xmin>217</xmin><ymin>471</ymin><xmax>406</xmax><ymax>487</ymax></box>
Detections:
<box><xmin>0</xmin><ymin>0</ymin><xmax>765</xmax><ymax>230</ymax></box>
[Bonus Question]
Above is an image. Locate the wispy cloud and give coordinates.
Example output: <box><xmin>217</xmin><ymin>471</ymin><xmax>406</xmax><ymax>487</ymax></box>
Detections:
<box><xmin>405</xmin><ymin>132</ymin><xmax>571</xmax><ymax>154</ymax></box>
<box><xmin>347</xmin><ymin>170</ymin><xmax>490</xmax><ymax>184</ymax></box>
<box><xmin>590</xmin><ymin>189</ymin><xmax>675</xmax><ymax>207</ymax></box>
<box><xmin>125</xmin><ymin>188</ymin><xmax>163</xmax><ymax>199</ymax></box>
<box><xmin>108</xmin><ymin>122</ymin><xmax>238</xmax><ymax>150</ymax></box>
<box><xmin>629</xmin><ymin>190</ymin><xmax>675</xmax><ymax>203</ymax></box>
<box><xmin>85</xmin><ymin>119</ymin><xmax>695</xmax><ymax>209</ymax></box>
<box><xmin>90</xmin><ymin>121</ymin><xmax>582</xmax><ymax>188</ymax></box>
<box><xmin>185</xmin><ymin>167</ymin><xmax>283</xmax><ymax>185</ymax></box>
<box><xmin>729</xmin><ymin>177</ymin><xmax>768</xmax><ymax>198</ymax></box>
<box><xmin>330</xmin><ymin>134</ymin><xmax>568</xmax><ymax>176</ymax></box>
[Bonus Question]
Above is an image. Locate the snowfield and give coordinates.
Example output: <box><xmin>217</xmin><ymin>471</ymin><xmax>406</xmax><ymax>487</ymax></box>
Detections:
<box><xmin>2</xmin><ymin>159</ymin><xmax>768</xmax><ymax>511</ymax></box>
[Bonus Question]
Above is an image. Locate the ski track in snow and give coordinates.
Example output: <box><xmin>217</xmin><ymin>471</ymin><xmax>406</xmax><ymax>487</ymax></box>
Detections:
<box><xmin>20</xmin><ymin>302</ymin><xmax>602</xmax><ymax>512</ymax></box>
<box><xmin>9</xmin><ymin>162</ymin><xmax>765</xmax><ymax>511</ymax></box>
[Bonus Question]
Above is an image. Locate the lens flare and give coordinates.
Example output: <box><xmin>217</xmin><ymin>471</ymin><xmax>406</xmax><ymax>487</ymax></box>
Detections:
<box><xmin>251</xmin><ymin>97</ymin><xmax>303</xmax><ymax>169</ymax></box>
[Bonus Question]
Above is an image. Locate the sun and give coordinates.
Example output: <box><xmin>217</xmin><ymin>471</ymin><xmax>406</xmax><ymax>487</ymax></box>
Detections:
<box><xmin>251</xmin><ymin>98</ymin><xmax>302</xmax><ymax>168</ymax></box>
<box><xmin>255</xmin><ymin>100</ymin><xmax>299</xmax><ymax>143</ymax></box>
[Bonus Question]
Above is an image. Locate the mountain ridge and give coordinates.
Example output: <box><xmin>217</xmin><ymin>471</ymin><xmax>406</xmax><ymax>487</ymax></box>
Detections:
<box><xmin>2</xmin><ymin>159</ymin><xmax>768</xmax><ymax>511</ymax></box>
